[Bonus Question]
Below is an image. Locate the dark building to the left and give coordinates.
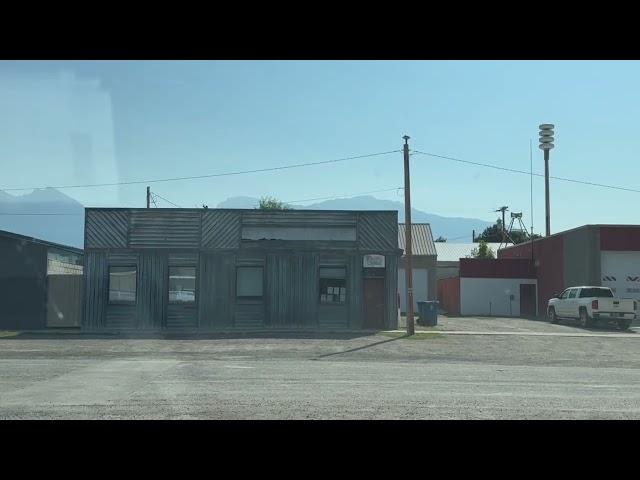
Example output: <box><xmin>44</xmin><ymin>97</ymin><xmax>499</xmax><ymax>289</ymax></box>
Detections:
<box><xmin>0</xmin><ymin>229</ymin><xmax>84</xmax><ymax>330</ymax></box>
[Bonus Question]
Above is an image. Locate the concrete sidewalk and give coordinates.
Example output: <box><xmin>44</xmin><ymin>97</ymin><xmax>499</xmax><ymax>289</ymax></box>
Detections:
<box><xmin>386</xmin><ymin>329</ymin><xmax>640</xmax><ymax>338</ymax></box>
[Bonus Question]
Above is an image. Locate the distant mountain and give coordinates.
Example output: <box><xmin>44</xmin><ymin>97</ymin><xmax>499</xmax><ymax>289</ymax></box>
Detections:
<box><xmin>0</xmin><ymin>188</ymin><xmax>84</xmax><ymax>248</ymax></box>
<box><xmin>216</xmin><ymin>196</ymin><xmax>263</xmax><ymax>209</ymax></box>
<box><xmin>217</xmin><ymin>195</ymin><xmax>492</xmax><ymax>242</ymax></box>
<box><xmin>0</xmin><ymin>190</ymin><xmax>493</xmax><ymax>249</ymax></box>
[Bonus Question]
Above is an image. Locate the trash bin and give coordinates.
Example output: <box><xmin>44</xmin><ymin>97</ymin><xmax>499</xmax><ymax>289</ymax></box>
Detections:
<box><xmin>417</xmin><ymin>301</ymin><xmax>439</xmax><ymax>326</ymax></box>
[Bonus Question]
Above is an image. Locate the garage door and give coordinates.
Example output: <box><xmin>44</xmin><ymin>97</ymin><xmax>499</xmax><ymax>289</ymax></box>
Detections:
<box><xmin>398</xmin><ymin>268</ymin><xmax>428</xmax><ymax>313</ymax></box>
<box><xmin>601</xmin><ymin>251</ymin><xmax>640</xmax><ymax>300</ymax></box>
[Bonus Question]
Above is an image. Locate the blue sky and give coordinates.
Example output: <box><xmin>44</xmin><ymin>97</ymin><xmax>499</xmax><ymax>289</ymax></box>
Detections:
<box><xmin>1</xmin><ymin>60</ymin><xmax>640</xmax><ymax>233</ymax></box>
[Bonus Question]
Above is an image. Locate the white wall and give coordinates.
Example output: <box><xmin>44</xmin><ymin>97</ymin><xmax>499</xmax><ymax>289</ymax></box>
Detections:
<box><xmin>601</xmin><ymin>251</ymin><xmax>640</xmax><ymax>300</ymax></box>
<box><xmin>460</xmin><ymin>278</ymin><xmax>537</xmax><ymax>317</ymax></box>
<box><xmin>398</xmin><ymin>268</ymin><xmax>428</xmax><ymax>312</ymax></box>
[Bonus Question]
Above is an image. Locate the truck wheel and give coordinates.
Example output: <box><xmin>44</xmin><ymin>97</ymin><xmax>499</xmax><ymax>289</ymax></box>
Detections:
<box><xmin>617</xmin><ymin>319</ymin><xmax>632</xmax><ymax>331</ymax></box>
<box><xmin>548</xmin><ymin>308</ymin><xmax>558</xmax><ymax>324</ymax></box>
<box><xmin>580</xmin><ymin>308</ymin><xmax>594</xmax><ymax>328</ymax></box>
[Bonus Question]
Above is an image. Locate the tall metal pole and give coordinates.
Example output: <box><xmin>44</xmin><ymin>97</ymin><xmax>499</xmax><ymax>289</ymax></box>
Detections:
<box><xmin>146</xmin><ymin>186</ymin><xmax>151</xmax><ymax>208</ymax></box>
<box><xmin>544</xmin><ymin>148</ymin><xmax>550</xmax><ymax>236</ymax></box>
<box><xmin>403</xmin><ymin>135</ymin><xmax>415</xmax><ymax>336</ymax></box>
<box><xmin>501</xmin><ymin>208</ymin><xmax>506</xmax><ymax>244</ymax></box>
<box><xmin>539</xmin><ymin>123</ymin><xmax>554</xmax><ymax>237</ymax></box>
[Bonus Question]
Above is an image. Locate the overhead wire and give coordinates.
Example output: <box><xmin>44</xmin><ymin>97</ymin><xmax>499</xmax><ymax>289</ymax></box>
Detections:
<box><xmin>0</xmin><ymin>150</ymin><xmax>402</xmax><ymax>192</ymax></box>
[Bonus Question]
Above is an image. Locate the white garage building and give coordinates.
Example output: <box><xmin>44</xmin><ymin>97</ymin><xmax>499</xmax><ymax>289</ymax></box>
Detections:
<box><xmin>398</xmin><ymin>223</ymin><xmax>437</xmax><ymax>313</ymax></box>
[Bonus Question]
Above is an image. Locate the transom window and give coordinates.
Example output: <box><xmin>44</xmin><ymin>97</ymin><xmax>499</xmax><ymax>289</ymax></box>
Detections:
<box><xmin>169</xmin><ymin>266</ymin><xmax>196</xmax><ymax>303</ymax></box>
<box><xmin>109</xmin><ymin>266</ymin><xmax>137</xmax><ymax>304</ymax></box>
<box><xmin>319</xmin><ymin>267</ymin><xmax>347</xmax><ymax>304</ymax></box>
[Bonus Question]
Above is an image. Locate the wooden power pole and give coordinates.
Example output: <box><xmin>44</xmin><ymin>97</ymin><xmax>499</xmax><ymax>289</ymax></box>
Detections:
<box><xmin>403</xmin><ymin>135</ymin><xmax>415</xmax><ymax>336</ymax></box>
<box><xmin>146</xmin><ymin>186</ymin><xmax>151</xmax><ymax>208</ymax></box>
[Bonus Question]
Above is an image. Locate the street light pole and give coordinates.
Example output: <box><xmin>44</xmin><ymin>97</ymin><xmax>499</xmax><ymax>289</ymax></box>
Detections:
<box><xmin>539</xmin><ymin>124</ymin><xmax>555</xmax><ymax>237</ymax></box>
<box><xmin>403</xmin><ymin>135</ymin><xmax>415</xmax><ymax>336</ymax></box>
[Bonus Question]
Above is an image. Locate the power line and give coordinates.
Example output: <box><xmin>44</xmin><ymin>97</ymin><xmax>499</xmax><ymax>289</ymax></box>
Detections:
<box><xmin>0</xmin><ymin>150</ymin><xmax>402</xmax><ymax>192</ymax></box>
<box><xmin>412</xmin><ymin>150</ymin><xmax>640</xmax><ymax>194</ymax></box>
<box><xmin>0</xmin><ymin>187</ymin><xmax>402</xmax><ymax>214</ymax></box>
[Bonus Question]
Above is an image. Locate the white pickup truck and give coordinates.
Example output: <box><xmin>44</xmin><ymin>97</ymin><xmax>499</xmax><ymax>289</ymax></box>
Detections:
<box><xmin>548</xmin><ymin>286</ymin><xmax>636</xmax><ymax>330</ymax></box>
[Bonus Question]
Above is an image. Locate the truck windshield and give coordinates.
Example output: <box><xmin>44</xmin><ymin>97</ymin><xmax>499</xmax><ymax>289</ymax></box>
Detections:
<box><xmin>579</xmin><ymin>288</ymin><xmax>614</xmax><ymax>298</ymax></box>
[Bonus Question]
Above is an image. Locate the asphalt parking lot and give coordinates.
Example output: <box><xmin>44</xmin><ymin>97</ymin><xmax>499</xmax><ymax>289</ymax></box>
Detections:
<box><xmin>1</xmin><ymin>316</ymin><xmax>639</xmax><ymax>419</ymax></box>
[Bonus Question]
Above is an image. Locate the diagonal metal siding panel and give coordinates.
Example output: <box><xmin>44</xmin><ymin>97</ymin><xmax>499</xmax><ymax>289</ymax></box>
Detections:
<box><xmin>129</xmin><ymin>210</ymin><xmax>201</xmax><ymax>248</ymax></box>
<box><xmin>85</xmin><ymin>210</ymin><xmax>129</xmax><ymax>248</ymax></box>
<box><xmin>358</xmin><ymin>213</ymin><xmax>399</xmax><ymax>252</ymax></box>
<box><xmin>201</xmin><ymin>211</ymin><xmax>241</xmax><ymax>249</ymax></box>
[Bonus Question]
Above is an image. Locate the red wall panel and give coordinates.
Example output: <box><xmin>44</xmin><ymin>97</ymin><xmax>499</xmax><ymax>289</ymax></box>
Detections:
<box><xmin>459</xmin><ymin>258</ymin><xmax>536</xmax><ymax>278</ymax></box>
<box><xmin>600</xmin><ymin>226</ymin><xmax>640</xmax><ymax>251</ymax></box>
<box><xmin>499</xmin><ymin>236</ymin><xmax>564</xmax><ymax>315</ymax></box>
<box><xmin>438</xmin><ymin>277</ymin><xmax>460</xmax><ymax>315</ymax></box>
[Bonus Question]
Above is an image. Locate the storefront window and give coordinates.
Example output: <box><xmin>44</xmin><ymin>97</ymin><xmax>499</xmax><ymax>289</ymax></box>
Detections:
<box><xmin>319</xmin><ymin>267</ymin><xmax>347</xmax><ymax>304</ymax></box>
<box><xmin>169</xmin><ymin>266</ymin><xmax>196</xmax><ymax>303</ymax></box>
<box><xmin>109</xmin><ymin>266</ymin><xmax>137</xmax><ymax>304</ymax></box>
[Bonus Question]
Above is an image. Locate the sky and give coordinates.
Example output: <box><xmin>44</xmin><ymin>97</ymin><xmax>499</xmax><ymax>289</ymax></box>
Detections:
<box><xmin>1</xmin><ymin>60</ymin><xmax>640</xmax><ymax>234</ymax></box>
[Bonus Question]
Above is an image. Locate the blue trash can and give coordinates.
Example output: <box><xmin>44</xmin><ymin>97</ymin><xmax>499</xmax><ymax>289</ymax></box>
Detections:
<box><xmin>417</xmin><ymin>301</ymin><xmax>439</xmax><ymax>326</ymax></box>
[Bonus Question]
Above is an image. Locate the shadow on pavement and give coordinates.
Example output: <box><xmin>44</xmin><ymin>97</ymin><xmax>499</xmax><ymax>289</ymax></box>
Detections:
<box><xmin>311</xmin><ymin>334</ymin><xmax>409</xmax><ymax>360</ymax></box>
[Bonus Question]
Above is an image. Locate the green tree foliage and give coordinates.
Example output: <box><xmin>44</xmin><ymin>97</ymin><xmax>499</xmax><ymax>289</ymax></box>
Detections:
<box><xmin>470</xmin><ymin>240</ymin><xmax>495</xmax><ymax>259</ymax></box>
<box><xmin>257</xmin><ymin>196</ymin><xmax>289</xmax><ymax>210</ymax></box>
<box><xmin>434</xmin><ymin>236</ymin><xmax>447</xmax><ymax>242</ymax></box>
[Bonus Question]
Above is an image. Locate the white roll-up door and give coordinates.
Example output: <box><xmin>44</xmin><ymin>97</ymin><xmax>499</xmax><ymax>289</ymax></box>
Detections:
<box><xmin>601</xmin><ymin>251</ymin><xmax>640</xmax><ymax>300</ymax></box>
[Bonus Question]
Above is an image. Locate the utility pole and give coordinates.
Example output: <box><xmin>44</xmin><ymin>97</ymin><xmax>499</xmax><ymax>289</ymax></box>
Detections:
<box><xmin>403</xmin><ymin>135</ymin><xmax>415</xmax><ymax>336</ymax></box>
<box><xmin>495</xmin><ymin>206</ymin><xmax>508</xmax><ymax>244</ymax></box>
<box><xmin>146</xmin><ymin>186</ymin><xmax>151</xmax><ymax>208</ymax></box>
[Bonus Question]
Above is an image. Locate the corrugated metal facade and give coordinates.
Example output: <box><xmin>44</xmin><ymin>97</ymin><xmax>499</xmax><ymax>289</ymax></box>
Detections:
<box><xmin>83</xmin><ymin>208</ymin><xmax>401</xmax><ymax>331</ymax></box>
<box><xmin>398</xmin><ymin>223</ymin><xmax>437</xmax><ymax>257</ymax></box>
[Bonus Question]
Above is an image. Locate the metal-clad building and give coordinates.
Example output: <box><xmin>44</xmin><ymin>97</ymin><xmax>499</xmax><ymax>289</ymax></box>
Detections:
<box><xmin>498</xmin><ymin>224</ymin><xmax>640</xmax><ymax>316</ymax></box>
<box><xmin>83</xmin><ymin>208</ymin><xmax>401</xmax><ymax>332</ymax></box>
<box><xmin>397</xmin><ymin>223</ymin><xmax>437</xmax><ymax>312</ymax></box>
<box><xmin>0</xmin><ymin>229</ymin><xmax>84</xmax><ymax>330</ymax></box>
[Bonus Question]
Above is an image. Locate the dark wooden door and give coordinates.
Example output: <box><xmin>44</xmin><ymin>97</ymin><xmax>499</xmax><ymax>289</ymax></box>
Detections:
<box><xmin>363</xmin><ymin>277</ymin><xmax>386</xmax><ymax>329</ymax></box>
<box><xmin>520</xmin><ymin>284</ymin><xmax>537</xmax><ymax>317</ymax></box>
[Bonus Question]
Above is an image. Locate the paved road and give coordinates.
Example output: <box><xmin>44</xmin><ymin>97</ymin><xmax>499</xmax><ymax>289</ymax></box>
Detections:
<box><xmin>1</xmin><ymin>321</ymin><xmax>639</xmax><ymax>419</ymax></box>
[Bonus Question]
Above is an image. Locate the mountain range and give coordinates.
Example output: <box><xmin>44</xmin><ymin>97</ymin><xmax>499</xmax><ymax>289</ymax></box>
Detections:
<box><xmin>0</xmin><ymin>190</ymin><xmax>492</xmax><ymax>248</ymax></box>
<box><xmin>0</xmin><ymin>188</ymin><xmax>85</xmax><ymax>248</ymax></box>
<box><xmin>218</xmin><ymin>196</ymin><xmax>492</xmax><ymax>242</ymax></box>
